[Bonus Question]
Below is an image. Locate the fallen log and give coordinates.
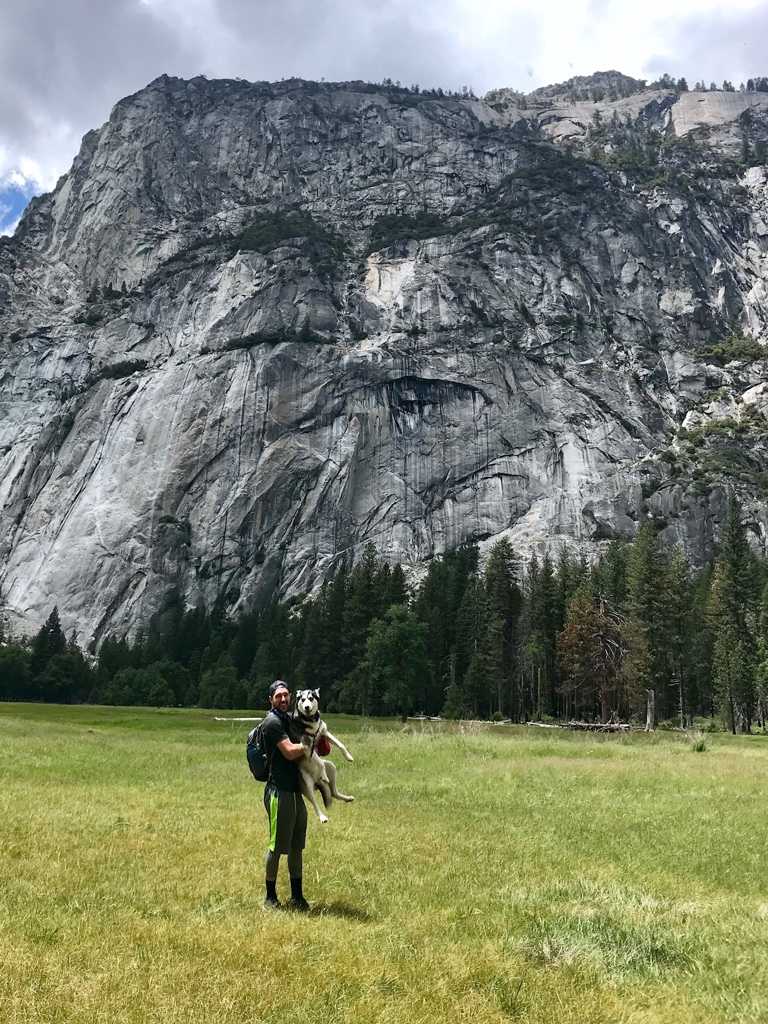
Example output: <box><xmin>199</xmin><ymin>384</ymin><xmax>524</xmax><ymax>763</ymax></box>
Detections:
<box><xmin>566</xmin><ymin>720</ymin><xmax>631</xmax><ymax>732</ymax></box>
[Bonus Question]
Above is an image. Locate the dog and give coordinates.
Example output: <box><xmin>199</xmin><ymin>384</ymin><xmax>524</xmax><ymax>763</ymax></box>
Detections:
<box><xmin>293</xmin><ymin>688</ymin><xmax>354</xmax><ymax>823</ymax></box>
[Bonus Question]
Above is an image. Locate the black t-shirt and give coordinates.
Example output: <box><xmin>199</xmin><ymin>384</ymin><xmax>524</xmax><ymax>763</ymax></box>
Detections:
<box><xmin>261</xmin><ymin>710</ymin><xmax>300</xmax><ymax>792</ymax></box>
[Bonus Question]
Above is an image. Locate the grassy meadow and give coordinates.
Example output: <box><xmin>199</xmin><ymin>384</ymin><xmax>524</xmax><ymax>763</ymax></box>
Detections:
<box><xmin>1</xmin><ymin>704</ymin><xmax>767</xmax><ymax>1024</ymax></box>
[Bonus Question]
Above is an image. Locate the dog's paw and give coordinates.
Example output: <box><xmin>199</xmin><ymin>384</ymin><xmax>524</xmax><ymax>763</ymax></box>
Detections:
<box><xmin>345</xmin><ymin>754</ymin><xmax>354</xmax><ymax>762</ymax></box>
<box><xmin>319</xmin><ymin>814</ymin><xmax>329</xmax><ymax>824</ymax></box>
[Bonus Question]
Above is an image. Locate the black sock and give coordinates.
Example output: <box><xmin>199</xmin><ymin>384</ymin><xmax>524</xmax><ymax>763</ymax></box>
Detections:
<box><xmin>266</xmin><ymin>880</ymin><xmax>278</xmax><ymax>901</ymax></box>
<box><xmin>290</xmin><ymin>876</ymin><xmax>304</xmax><ymax>901</ymax></box>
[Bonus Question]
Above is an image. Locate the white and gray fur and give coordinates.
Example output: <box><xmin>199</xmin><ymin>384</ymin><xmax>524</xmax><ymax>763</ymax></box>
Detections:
<box><xmin>293</xmin><ymin>689</ymin><xmax>354</xmax><ymax>823</ymax></box>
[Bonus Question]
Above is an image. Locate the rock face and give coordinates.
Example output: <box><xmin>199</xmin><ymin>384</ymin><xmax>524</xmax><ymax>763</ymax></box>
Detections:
<box><xmin>2</xmin><ymin>73</ymin><xmax>768</xmax><ymax>642</ymax></box>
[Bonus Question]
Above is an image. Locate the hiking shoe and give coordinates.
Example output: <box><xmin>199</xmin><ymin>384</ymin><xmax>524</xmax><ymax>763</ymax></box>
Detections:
<box><xmin>263</xmin><ymin>895</ymin><xmax>282</xmax><ymax>911</ymax></box>
<box><xmin>286</xmin><ymin>897</ymin><xmax>310</xmax><ymax>913</ymax></box>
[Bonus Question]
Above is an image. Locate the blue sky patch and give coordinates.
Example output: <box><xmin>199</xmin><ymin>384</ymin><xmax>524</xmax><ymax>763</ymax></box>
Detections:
<box><xmin>0</xmin><ymin>183</ymin><xmax>39</xmax><ymax>235</ymax></box>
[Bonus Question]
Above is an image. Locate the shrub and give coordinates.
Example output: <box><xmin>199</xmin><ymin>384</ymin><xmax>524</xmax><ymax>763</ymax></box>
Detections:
<box><xmin>694</xmin><ymin>717</ymin><xmax>720</xmax><ymax>733</ymax></box>
<box><xmin>367</xmin><ymin>212</ymin><xmax>448</xmax><ymax>252</ymax></box>
<box><xmin>96</xmin><ymin>359</ymin><xmax>149</xmax><ymax>380</ymax></box>
<box><xmin>700</xmin><ymin>335</ymin><xmax>765</xmax><ymax>365</ymax></box>
<box><xmin>689</xmin><ymin>731</ymin><xmax>707</xmax><ymax>752</ymax></box>
<box><xmin>235</xmin><ymin>210</ymin><xmax>343</xmax><ymax>256</ymax></box>
<box><xmin>223</xmin><ymin>324</ymin><xmax>334</xmax><ymax>351</ymax></box>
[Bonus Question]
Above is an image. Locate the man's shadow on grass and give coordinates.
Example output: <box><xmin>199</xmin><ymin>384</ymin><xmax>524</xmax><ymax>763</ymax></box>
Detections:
<box><xmin>308</xmin><ymin>900</ymin><xmax>372</xmax><ymax>922</ymax></box>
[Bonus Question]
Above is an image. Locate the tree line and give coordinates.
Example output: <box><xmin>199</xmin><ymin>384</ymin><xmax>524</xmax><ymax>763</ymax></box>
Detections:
<box><xmin>1</xmin><ymin>494</ymin><xmax>766</xmax><ymax>731</ymax></box>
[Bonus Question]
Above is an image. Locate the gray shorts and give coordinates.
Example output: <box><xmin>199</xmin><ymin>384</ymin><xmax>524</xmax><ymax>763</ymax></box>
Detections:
<box><xmin>264</xmin><ymin>785</ymin><xmax>307</xmax><ymax>855</ymax></box>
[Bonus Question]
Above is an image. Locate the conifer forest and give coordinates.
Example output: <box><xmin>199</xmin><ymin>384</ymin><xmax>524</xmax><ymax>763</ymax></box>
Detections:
<box><xmin>2</xmin><ymin>494</ymin><xmax>767</xmax><ymax>734</ymax></box>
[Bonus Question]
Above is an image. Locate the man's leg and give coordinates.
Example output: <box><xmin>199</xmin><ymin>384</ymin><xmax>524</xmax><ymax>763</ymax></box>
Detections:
<box><xmin>287</xmin><ymin>848</ymin><xmax>304</xmax><ymax>906</ymax></box>
<box><xmin>265</xmin><ymin>849</ymin><xmax>281</xmax><ymax>906</ymax></box>
<box><xmin>287</xmin><ymin>793</ymin><xmax>309</xmax><ymax>911</ymax></box>
<box><xmin>263</xmin><ymin>786</ymin><xmax>283</xmax><ymax>908</ymax></box>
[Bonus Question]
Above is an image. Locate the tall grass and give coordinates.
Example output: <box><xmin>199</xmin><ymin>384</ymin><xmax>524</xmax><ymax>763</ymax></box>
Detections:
<box><xmin>1</xmin><ymin>705</ymin><xmax>767</xmax><ymax>1023</ymax></box>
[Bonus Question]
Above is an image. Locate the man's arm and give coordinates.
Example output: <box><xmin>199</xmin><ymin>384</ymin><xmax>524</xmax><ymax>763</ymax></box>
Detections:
<box><xmin>263</xmin><ymin>713</ymin><xmax>304</xmax><ymax>761</ymax></box>
<box><xmin>277</xmin><ymin>737</ymin><xmax>306</xmax><ymax>761</ymax></box>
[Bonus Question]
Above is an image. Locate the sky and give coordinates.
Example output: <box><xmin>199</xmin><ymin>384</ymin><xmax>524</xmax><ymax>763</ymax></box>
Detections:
<box><xmin>2</xmin><ymin>0</ymin><xmax>767</xmax><ymax>234</ymax></box>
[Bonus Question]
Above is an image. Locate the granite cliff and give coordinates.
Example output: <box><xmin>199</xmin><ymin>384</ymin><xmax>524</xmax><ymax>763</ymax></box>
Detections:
<box><xmin>2</xmin><ymin>71</ymin><xmax>768</xmax><ymax>642</ymax></box>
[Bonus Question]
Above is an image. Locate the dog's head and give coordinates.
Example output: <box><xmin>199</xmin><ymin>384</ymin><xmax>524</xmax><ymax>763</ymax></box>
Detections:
<box><xmin>295</xmin><ymin>688</ymin><xmax>320</xmax><ymax>718</ymax></box>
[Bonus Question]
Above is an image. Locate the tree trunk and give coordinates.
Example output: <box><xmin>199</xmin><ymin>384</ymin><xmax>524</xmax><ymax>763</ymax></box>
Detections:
<box><xmin>600</xmin><ymin>693</ymin><xmax>609</xmax><ymax>724</ymax></box>
<box><xmin>537</xmin><ymin>666</ymin><xmax>542</xmax><ymax>720</ymax></box>
<box><xmin>645</xmin><ymin>688</ymin><xmax>655</xmax><ymax>732</ymax></box>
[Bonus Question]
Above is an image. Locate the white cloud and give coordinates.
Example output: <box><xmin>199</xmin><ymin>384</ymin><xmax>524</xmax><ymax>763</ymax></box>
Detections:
<box><xmin>1</xmin><ymin>131</ymin><xmax>73</xmax><ymax>199</ymax></box>
<box><xmin>1</xmin><ymin>0</ymin><xmax>768</xmax><ymax>206</ymax></box>
<box><xmin>4</xmin><ymin>160</ymin><xmax>48</xmax><ymax>193</ymax></box>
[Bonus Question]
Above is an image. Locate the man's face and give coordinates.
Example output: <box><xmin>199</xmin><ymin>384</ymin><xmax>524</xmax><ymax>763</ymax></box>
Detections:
<box><xmin>270</xmin><ymin>687</ymin><xmax>291</xmax><ymax>712</ymax></box>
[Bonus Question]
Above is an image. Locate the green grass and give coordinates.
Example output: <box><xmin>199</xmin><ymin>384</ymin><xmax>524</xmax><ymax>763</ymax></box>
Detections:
<box><xmin>2</xmin><ymin>705</ymin><xmax>768</xmax><ymax>1023</ymax></box>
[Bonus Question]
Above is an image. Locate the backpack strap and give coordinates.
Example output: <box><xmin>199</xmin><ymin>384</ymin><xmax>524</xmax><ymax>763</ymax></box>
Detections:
<box><xmin>264</xmin><ymin>708</ymin><xmax>281</xmax><ymax>782</ymax></box>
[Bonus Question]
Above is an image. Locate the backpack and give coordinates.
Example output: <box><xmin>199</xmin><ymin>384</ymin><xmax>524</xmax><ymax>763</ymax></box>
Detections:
<box><xmin>246</xmin><ymin>718</ymin><xmax>270</xmax><ymax>782</ymax></box>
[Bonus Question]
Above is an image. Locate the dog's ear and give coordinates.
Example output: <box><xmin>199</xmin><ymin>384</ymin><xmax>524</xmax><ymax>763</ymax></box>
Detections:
<box><xmin>313</xmin><ymin>688</ymin><xmax>320</xmax><ymax>699</ymax></box>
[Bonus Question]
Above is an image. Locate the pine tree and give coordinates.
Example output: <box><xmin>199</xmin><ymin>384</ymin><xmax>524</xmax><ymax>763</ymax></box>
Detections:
<box><xmin>464</xmin><ymin>644</ymin><xmax>490</xmax><ymax>720</ymax></box>
<box><xmin>555</xmin><ymin>547</ymin><xmax>576</xmax><ymax>615</ymax></box>
<box><xmin>322</xmin><ymin>564</ymin><xmax>349</xmax><ymax>701</ymax></box>
<box><xmin>296</xmin><ymin>588</ymin><xmax>327</xmax><ymax>690</ymax></box>
<box><xmin>198</xmin><ymin>654</ymin><xmax>239</xmax><ymax>709</ymax></box>
<box><xmin>558</xmin><ymin>583</ymin><xmax>597</xmax><ymax>718</ymax></box>
<box><xmin>624</xmin><ymin>522</ymin><xmax>666</xmax><ymax>720</ymax></box>
<box><xmin>708</xmin><ymin>560</ymin><xmax>753</xmax><ymax>732</ymax></box>
<box><xmin>720</xmin><ymin>490</ymin><xmax>760</xmax><ymax>617</ymax></box>
<box><xmin>539</xmin><ymin>552</ymin><xmax>560</xmax><ymax>713</ymax></box>
<box><xmin>341</xmin><ymin>543</ymin><xmax>380</xmax><ymax>679</ymax></box>
<box><xmin>442</xmin><ymin>661</ymin><xmax>465</xmax><ymax>720</ymax></box>
<box><xmin>454</xmin><ymin>576</ymin><xmax>488</xmax><ymax>715</ymax></box>
<box><xmin>415</xmin><ymin>552</ymin><xmax>468</xmax><ymax>714</ymax></box>
<box><xmin>483</xmin><ymin>539</ymin><xmax>522</xmax><ymax>714</ymax></box>
<box><xmin>248</xmin><ymin>640</ymin><xmax>274</xmax><ymax>704</ymax></box>
<box><xmin>753</xmin><ymin>585</ymin><xmax>768</xmax><ymax>731</ymax></box>
<box><xmin>479</xmin><ymin>614</ymin><xmax>507</xmax><ymax>716</ymax></box>
<box><xmin>147</xmin><ymin>659</ymin><xmax>191</xmax><ymax>706</ymax></box>
<box><xmin>664</xmin><ymin>548</ymin><xmax>692</xmax><ymax>728</ymax></box>
<box><xmin>0</xmin><ymin>645</ymin><xmax>32</xmax><ymax>701</ymax></box>
<box><xmin>230</xmin><ymin>608</ymin><xmax>261</xmax><ymax>679</ymax></box>
<box><xmin>365</xmin><ymin>605</ymin><xmax>429</xmax><ymax>716</ymax></box>
<box><xmin>385</xmin><ymin>564</ymin><xmax>409</xmax><ymax>608</ymax></box>
<box><xmin>712</xmin><ymin>614</ymin><xmax>748</xmax><ymax>734</ymax></box>
<box><xmin>688</xmin><ymin>564</ymin><xmax>714</xmax><ymax>717</ymax></box>
<box><xmin>173</xmin><ymin>606</ymin><xmax>211</xmax><ymax>669</ymax></box>
<box><xmin>558</xmin><ymin>585</ymin><xmax>625</xmax><ymax>722</ymax></box>
<box><xmin>521</xmin><ymin>553</ymin><xmax>559</xmax><ymax>718</ymax></box>
<box><xmin>30</xmin><ymin>606</ymin><xmax>67</xmax><ymax>684</ymax></box>
<box><xmin>594</xmin><ymin>541</ymin><xmax>628</xmax><ymax>612</ymax></box>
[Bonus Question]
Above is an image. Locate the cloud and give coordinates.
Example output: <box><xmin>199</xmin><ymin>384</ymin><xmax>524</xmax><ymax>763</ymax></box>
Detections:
<box><xmin>144</xmin><ymin>0</ymin><xmax>522</xmax><ymax>95</ymax></box>
<box><xmin>643</xmin><ymin>3</ymin><xmax>768</xmax><ymax>85</ymax></box>
<box><xmin>0</xmin><ymin>0</ymin><xmax>197</xmax><ymax>190</ymax></box>
<box><xmin>2</xmin><ymin>0</ymin><xmax>768</xmax><ymax>227</ymax></box>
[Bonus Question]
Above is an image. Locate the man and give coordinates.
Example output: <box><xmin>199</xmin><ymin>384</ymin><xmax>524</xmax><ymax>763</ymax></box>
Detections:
<box><xmin>260</xmin><ymin>679</ymin><xmax>310</xmax><ymax>911</ymax></box>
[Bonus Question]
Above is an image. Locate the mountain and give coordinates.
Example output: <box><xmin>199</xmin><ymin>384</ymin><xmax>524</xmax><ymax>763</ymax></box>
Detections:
<box><xmin>2</xmin><ymin>72</ymin><xmax>768</xmax><ymax>644</ymax></box>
